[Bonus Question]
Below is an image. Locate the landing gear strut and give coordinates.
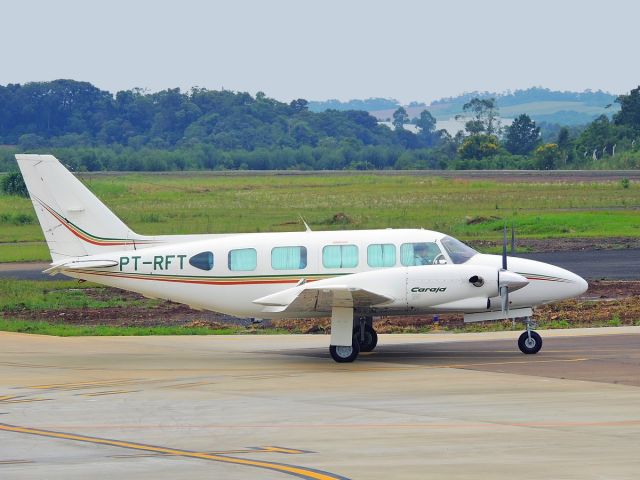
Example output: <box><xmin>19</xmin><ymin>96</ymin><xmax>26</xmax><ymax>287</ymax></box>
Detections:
<box><xmin>518</xmin><ymin>317</ymin><xmax>542</xmax><ymax>354</ymax></box>
<box><xmin>354</xmin><ymin>317</ymin><xmax>378</xmax><ymax>352</ymax></box>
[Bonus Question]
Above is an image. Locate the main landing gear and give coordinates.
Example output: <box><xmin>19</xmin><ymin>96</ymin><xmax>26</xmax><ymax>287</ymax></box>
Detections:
<box><xmin>329</xmin><ymin>341</ymin><xmax>360</xmax><ymax>363</ymax></box>
<box><xmin>354</xmin><ymin>317</ymin><xmax>378</xmax><ymax>353</ymax></box>
<box><xmin>518</xmin><ymin>317</ymin><xmax>542</xmax><ymax>354</ymax></box>
<box><xmin>329</xmin><ymin>314</ymin><xmax>378</xmax><ymax>363</ymax></box>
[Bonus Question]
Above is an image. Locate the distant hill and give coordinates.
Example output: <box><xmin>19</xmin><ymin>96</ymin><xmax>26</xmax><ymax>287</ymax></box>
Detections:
<box><xmin>307</xmin><ymin>98</ymin><xmax>401</xmax><ymax>113</ymax></box>
<box><xmin>310</xmin><ymin>88</ymin><xmax>620</xmax><ymax>126</ymax></box>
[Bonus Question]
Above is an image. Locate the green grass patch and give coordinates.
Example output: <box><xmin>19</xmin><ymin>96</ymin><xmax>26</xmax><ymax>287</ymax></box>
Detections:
<box><xmin>0</xmin><ymin>318</ymin><xmax>245</xmax><ymax>336</ymax></box>
<box><xmin>0</xmin><ymin>279</ymin><xmax>144</xmax><ymax>312</ymax></box>
<box><xmin>1</xmin><ymin>173</ymin><xmax>639</xmax><ymax>261</ymax></box>
<box><xmin>0</xmin><ymin>243</ymin><xmax>50</xmax><ymax>262</ymax></box>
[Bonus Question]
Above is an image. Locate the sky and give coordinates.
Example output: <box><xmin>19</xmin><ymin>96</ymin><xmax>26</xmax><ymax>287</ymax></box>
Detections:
<box><xmin>1</xmin><ymin>0</ymin><xmax>638</xmax><ymax>103</ymax></box>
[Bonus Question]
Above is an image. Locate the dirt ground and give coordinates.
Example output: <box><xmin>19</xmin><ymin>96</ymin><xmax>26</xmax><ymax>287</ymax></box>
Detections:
<box><xmin>3</xmin><ymin>280</ymin><xmax>640</xmax><ymax>333</ymax></box>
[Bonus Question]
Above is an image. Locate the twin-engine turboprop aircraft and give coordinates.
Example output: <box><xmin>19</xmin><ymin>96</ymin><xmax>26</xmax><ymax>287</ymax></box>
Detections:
<box><xmin>16</xmin><ymin>154</ymin><xmax>588</xmax><ymax>362</ymax></box>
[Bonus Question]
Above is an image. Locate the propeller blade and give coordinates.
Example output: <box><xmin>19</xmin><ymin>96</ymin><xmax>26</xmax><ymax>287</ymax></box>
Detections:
<box><xmin>510</xmin><ymin>223</ymin><xmax>516</xmax><ymax>255</ymax></box>
<box><xmin>500</xmin><ymin>285</ymin><xmax>509</xmax><ymax>318</ymax></box>
<box><xmin>502</xmin><ymin>225</ymin><xmax>507</xmax><ymax>270</ymax></box>
<box><xmin>498</xmin><ymin>271</ymin><xmax>528</xmax><ymax>320</ymax></box>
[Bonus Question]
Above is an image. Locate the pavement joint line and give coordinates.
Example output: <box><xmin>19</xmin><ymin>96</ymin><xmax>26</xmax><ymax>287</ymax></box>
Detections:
<box><xmin>25</xmin><ymin>379</ymin><xmax>141</xmax><ymax>390</ymax></box>
<box><xmin>443</xmin><ymin>357</ymin><xmax>591</xmax><ymax>369</ymax></box>
<box><xmin>0</xmin><ymin>423</ymin><xmax>348</xmax><ymax>480</ymax></box>
<box><xmin>162</xmin><ymin>381</ymin><xmax>214</xmax><ymax>389</ymax></box>
<box><xmin>12</xmin><ymin>420</ymin><xmax>640</xmax><ymax>430</ymax></box>
<box><xmin>336</xmin><ymin>357</ymin><xmax>590</xmax><ymax>372</ymax></box>
<box><xmin>77</xmin><ymin>390</ymin><xmax>138</xmax><ymax>397</ymax></box>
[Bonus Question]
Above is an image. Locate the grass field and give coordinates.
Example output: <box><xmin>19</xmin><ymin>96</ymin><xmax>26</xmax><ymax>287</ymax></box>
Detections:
<box><xmin>0</xmin><ymin>318</ymin><xmax>247</xmax><ymax>336</ymax></box>
<box><xmin>0</xmin><ymin>279</ymin><xmax>145</xmax><ymax>312</ymax></box>
<box><xmin>1</xmin><ymin>173</ymin><xmax>638</xmax><ymax>262</ymax></box>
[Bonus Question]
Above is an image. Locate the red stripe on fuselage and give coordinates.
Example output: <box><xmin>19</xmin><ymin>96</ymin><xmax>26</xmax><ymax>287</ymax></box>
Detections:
<box><xmin>72</xmin><ymin>270</ymin><xmax>316</xmax><ymax>286</ymax></box>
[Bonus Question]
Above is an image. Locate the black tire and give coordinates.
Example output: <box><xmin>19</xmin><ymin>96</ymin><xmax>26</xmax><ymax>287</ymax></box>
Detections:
<box><xmin>354</xmin><ymin>324</ymin><xmax>378</xmax><ymax>352</ymax></box>
<box><xmin>518</xmin><ymin>331</ymin><xmax>542</xmax><ymax>354</ymax></box>
<box><xmin>329</xmin><ymin>338</ymin><xmax>360</xmax><ymax>363</ymax></box>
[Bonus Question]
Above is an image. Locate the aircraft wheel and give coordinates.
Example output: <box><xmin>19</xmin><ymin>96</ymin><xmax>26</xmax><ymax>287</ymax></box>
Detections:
<box><xmin>329</xmin><ymin>338</ymin><xmax>360</xmax><ymax>363</ymax></box>
<box><xmin>354</xmin><ymin>324</ymin><xmax>378</xmax><ymax>352</ymax></box>
<box><xmin>518</xmin><ymin>330</ymin><xmax>542</xmax><ymax>354</ymax></box>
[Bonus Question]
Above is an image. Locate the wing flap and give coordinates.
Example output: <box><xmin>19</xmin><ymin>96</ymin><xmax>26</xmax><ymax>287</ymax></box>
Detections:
<box><xmin>253</xmin><ymin>284</ymin><xmax>393</xmax><ymax>314</ymax></box>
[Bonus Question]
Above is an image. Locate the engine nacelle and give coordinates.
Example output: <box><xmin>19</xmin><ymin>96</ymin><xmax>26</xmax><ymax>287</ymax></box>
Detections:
<box><xmin>405</xmin><ymin>265</ymin><xmax>501</xmax><ymax>309</ymax></box>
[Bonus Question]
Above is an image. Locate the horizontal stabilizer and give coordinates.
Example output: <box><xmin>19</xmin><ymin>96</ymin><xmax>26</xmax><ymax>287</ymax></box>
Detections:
<box><xmin>44</xmin><ymin>259</ymin><xmax>118</xmax><ymax>275</ymax></box>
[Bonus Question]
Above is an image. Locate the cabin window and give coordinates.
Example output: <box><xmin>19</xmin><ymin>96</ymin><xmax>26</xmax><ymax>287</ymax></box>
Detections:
<box><xmin>271</xmin><ymin>246</ymin><xmax>307</xmax><ymax>270</ymax></box>
<box><xmin>322</xmin><ymin>244</ymin><xmax>358</xmax><ymax>269</ymax></box>
<box><xmin>400</xmin><ymin>242</ymin><xmax>444</xmax><ymax>266</ymax></box>
<box><xmin>367</xmin><ymin>244</ymin><xmax>396</xmax><ymax>267</ymax></box>
<box><xmin>189</xmin><ymin>251</ymin><xmax>214</xmax><ymax>271</ymax></box>
<box><xmin>228</xmin><ymin>248</ymin><xmax>257</xmax><ymax>271</ymax></box>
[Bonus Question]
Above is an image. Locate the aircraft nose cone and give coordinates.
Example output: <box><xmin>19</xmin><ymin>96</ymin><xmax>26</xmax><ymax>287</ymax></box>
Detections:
<box><xmin>557</xmin><ymin>268</ymin><xmax>588</xmax><ymax>299</ymax></box>
<box><xmin>575</xmin><ymin>274</ymin><xmax>588</xmax><ymax>296</ymax></box>
<box><xmin>499</xmin><ymin>270</ymin><xmax>529</xmax><ymax>292</ymax></box>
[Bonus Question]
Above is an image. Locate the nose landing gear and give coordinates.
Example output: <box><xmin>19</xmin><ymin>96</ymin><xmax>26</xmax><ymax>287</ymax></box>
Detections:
<box><xmin>518</xmin><ymin>317</ymin><xmax>542</xmax><ymax>354</ymax></box>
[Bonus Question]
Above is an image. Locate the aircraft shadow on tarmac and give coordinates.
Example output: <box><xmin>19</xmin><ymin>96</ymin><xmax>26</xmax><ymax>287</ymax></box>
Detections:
<box><xmin>268</xmin><ymin>335</ymin><xmax>640</xmax><ymax>387</ymax></box>
<box><xmin>271</xmin><ymin>339</ymin><xmax>537</xmax><ymax>363</ymax></box>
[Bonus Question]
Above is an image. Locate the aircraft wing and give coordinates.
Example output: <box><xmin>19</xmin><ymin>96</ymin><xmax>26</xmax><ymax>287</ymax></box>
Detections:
<box><xmin>252</xmin><ymin>284</ymin><xmax>394</xmax><ymax>314</ymax></box>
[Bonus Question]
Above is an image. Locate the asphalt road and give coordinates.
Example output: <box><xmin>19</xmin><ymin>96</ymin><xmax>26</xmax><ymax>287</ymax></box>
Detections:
<box><xmin>519</xmin><ymin>248</ymin><xmax>640</xmax><ymax>280</ymax></box>
<box><xmin>1</xmin><ymin>248</ymin><xmax>639</xmax><ymax>281</ymax></box>
<box><xmin>1</xmin><ymin>328</ymin><xmax>640</xmax><ymax>479</ymax></box>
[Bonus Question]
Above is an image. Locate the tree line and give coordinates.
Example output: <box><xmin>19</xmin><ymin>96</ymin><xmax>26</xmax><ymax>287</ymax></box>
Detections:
<box><xmin>0</xmin><ymin>80</ymin><xmax>639</xmax><ymax>172</ymax></box>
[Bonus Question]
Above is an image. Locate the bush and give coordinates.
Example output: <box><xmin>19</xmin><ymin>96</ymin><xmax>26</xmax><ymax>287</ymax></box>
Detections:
<box><xmin>458</xmin><ymin>134</ymin><xmax>500</xmax><ymax>160</ymax></box>
<box><xmin>534</xmin><ymin>143</ymin><xmax>561</xmax><ymax>170</ymax></box>
<box><xmin>0</xmin><ymin>171</ymin><xmax>29</xmax><ymax>197</ymax></box>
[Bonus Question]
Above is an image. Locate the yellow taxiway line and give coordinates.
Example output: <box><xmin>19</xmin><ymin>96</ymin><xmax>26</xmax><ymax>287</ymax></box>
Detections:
<box><xmin>0</xmin><ymin>423</ymin><xmax>347</xmax><ymax>480</ymax></box>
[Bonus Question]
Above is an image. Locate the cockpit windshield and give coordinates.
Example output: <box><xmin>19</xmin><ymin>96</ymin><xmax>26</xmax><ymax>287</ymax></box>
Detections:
<box><xmin>440</xmin><ymin>236</ymin><xmax>478</xmax><ymax>264</ymax></box>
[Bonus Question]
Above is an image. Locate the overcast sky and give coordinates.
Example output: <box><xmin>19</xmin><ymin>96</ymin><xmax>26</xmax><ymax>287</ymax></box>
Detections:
<box><xmin>2</xmin><ymin>0</ymin><xmax>638</xmax><ymax>103</ymax></box>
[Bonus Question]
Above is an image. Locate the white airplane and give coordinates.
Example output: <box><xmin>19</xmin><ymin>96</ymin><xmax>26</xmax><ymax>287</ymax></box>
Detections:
<box><xmin>16</xmin><ymin>154</ymin><xmax>588</xmax><ymax>362</ymax></box>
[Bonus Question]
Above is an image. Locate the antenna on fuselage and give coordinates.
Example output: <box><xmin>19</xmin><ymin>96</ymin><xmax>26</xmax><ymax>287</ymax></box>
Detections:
<box><xmin>299</xmin><ymin>215</ymin><xmax>312</xmax><ymax>232</ymax></box>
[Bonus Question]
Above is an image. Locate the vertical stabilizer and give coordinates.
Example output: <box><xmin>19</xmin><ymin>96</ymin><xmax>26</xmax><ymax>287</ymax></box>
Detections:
<box><xmin>15</xmin><ymin>154</ymin><xmax>147</xmax><ymax>261</ymax></box>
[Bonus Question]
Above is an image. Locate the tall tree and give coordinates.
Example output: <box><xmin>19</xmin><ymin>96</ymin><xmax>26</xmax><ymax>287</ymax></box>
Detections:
<box><xmin>457</xmin><ymin>97</ymin><xmax>500</xmax><ymax>136</ymax></box>
<box><xmin>415</xmin><ymin>109</ymin><xmax>436</xmax><ymax>134</ymax></box>
<box><xmin>504</xmin><ymin>114</ymin><xmax>540</xmax><ymax>155</ymax></box>
<box><xmin>392</xmin><ymin>107</ymin><xmax>409</xmax><ymax>130</ymax></box>
<box><xmin>415</xmin><ymin>109</ymin><xmax>442</xmax><ymax>147</ymax></box>
<box><xmin>289</xmin><ymin>98</ymin><xmax>309</xmax><ymax>113</ymax></box>
<box><xmin>556</xmin><ymin>127</ymin><xmax>574</xmax><ymax>164</ymax></box>
<box><xmin>614</xmin><ymin>85</ymin><xmax>640</xmax><ymax>130</ymax></box>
